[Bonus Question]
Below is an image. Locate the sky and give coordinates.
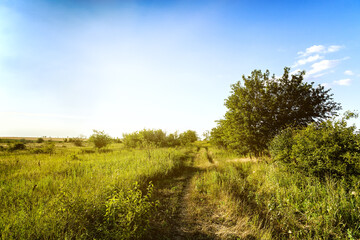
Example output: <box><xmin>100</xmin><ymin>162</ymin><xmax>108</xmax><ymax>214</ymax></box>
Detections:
<box><xmin>1</xmin><ymin>0</ymin><xmax>360</xmax><ymax>138</ymax></box>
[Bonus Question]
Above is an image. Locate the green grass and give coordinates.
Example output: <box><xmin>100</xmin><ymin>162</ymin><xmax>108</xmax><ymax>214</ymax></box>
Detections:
<box><xmin>0</xmin><ymin>143</ymin><xmax>191</xmax><ymax>239</ymax></box>
<box><xmin>193</xmin><ymin>147</ymin><xmax>360</xmax><ymax>239</ymax></box>
<box><xmin>2</xmin><ymin>143</ymin><xmax>359</xmax><ymax>239</ymax></box>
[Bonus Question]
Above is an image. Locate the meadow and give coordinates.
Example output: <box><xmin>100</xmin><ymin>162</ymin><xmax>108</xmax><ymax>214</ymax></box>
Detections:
<box><xmin>1</xmin><ymin>136</ymin><xmax>359</xmax><ymax>239</ymax></box>
<box><xmin>0</xmin><ymin>140</ymin><xmax>193</xmax><ymax>239</ymax></box>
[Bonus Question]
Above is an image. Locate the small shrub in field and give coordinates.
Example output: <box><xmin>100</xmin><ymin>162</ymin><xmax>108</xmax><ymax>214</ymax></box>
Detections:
<box><xmin>43</xmin><ymin>142</ymin><xmax>55</xmax><ymax>154</ymax></box>
<box><xmin>8</xmin><ymin>142</ymin><xmax>26</xmax><ymax>152</ymax></box>
<box><xmin>31</xmin><ymin>142</ymin><xmax>55</xmax><ymax>154</ymax></box>
<box><xmin>89</xmin><ymin>130</ymin><xmax>112</xmax><ymax>149</ymax></box>
<box><xmin>36</xmin><ymin>138</ymin><xmax>44</xmax><ymax>143</ymax></box>
<box><xmin>103</xmin><ymin>182</ymin><xmax>158</xmax><ymax>239</ymax></box>
<box><xmin>72</xmin><ymin>137</ymin><xmax>83</xmax><ymax>147</ymax></box>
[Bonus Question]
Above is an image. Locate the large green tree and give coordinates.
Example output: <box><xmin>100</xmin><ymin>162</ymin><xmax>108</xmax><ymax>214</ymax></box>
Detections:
<box><xmin>211</xmin><ymin>67</ymin><xmax>341</xmax><ymax>156</ymax></box>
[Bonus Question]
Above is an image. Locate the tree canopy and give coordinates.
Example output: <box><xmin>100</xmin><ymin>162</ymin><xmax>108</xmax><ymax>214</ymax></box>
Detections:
<box><xmin>211</xmin><ymin>67</ymin><xmax>341</xmax><ymax>156</ymax></box>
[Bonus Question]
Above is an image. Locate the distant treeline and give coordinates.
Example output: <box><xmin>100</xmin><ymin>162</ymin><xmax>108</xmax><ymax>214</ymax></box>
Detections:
<box><xmin>122</xmin><ymin>129</ymin><xmax>198</xmax><ymax>148</ymax></box>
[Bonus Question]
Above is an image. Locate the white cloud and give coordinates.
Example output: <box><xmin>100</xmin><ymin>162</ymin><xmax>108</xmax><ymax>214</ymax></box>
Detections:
<box><xmin>298</xmin><ymin>45</ymin><xmax>326</xmax><ymax>56</ymax></box>
<box><xmin>308</xmin><ymin>59</ymin><xmax>341</xmax><ymax>75</ymax></box>
<box><xmin>294</xmin><ymin>54</ymin><xmax>323</xmax><ymax>67</ymax></box>
<box><xmin>328</xmin><ymin>45</ymin><xmax>343</xmax><ymax>53</ymax></box>
<box><xmin>344</xmin><ymin>70</ymin><xmax>354</xmax><ymax>75</ymax></box>
<box><xmin>312</xmin><ymin>72</ymin><xmax>328</xmax><ymax>78</ymax></box>
<box><xmin>333</xmin><ymin>78</ymin><xmax>351</xmax><ymax>86</ymax></box>
<box><xmin>297</xmin><ymin>44</ymin><xmax>344</xmax><ymax>57</ymax></box>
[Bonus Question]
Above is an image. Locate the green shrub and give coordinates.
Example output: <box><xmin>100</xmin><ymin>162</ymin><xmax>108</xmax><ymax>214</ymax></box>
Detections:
<box><xmin>102</xmin><ymin>182</ymin><xmax>158</xmax><ymax>239</ymax></box>
<box><xmin>89</xmin><ymin>130</ymin><xmax>112</xmax><ymax>149</ymax></box>
<box><xmin>179</xmin><ymin>130</ymin><xmax>198</xmax><ymax>146</ymax></box>
<box><xmin>43</xmin><ymin>142</ymin><xmax>55</xmax><ymax>154</ymax></box>
<box><xmin>270</xmin><ymin>112</ymin><xmax>360</xmax><ymax>179</ymax></box>
<box><xmin>8</xmin><ymin>142</ymin><xmax>26</xmax><ymax>152</ymax></box>
<box><xmin>36</xmin><ymin>138</ymin><xmax>44</xmax><ymax>143</ymax></box>
<box><xmin>31</xmin><ymin>142</ymin><xmax>55</xmax><ymax>154</ymax></box>
<box><xmin>269</xmin><ymin>127</ymin><xmax>295</xmax><ymax>163</ymax></box>
<box><xmin>72</xmin><ymin>137</ymin><xmax>84</xmax><ymax>147</ymax></box>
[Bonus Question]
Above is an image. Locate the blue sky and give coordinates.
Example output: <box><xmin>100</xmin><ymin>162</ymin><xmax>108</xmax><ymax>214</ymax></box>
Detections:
<box><xmin>1</xmin><ymin>0</ymin><xmax>360</xmax><ymax>138</ymax></box>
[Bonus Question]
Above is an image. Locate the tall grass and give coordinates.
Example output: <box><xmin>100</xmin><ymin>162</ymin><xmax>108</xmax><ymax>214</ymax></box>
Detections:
<box><xmin>0</xmin><ymin>144</ymin><xmax>189</xmax><ymax>239</ymax></box>
<box><xmin>193</xmin><ymin>148</ymin><xmax>360</xmax><ymax>239</ymax></box>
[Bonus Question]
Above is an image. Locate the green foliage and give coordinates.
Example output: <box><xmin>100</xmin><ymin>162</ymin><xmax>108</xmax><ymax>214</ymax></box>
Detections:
<box><xmin>270</xmin><ymin>112</ymin><xmax>360</xmax><ymax>179</ymax></box>
<box><xmin>212</xmin><ymin>67</ymin><xmax>341</xmax><ymax>156</ymax></box>
<box><xmin>31</xmin><ymin>142</ymin><xmax>55</xmax><ymax>154</ymax></box>
<box><xmin>179</xmin><ymin>130</ymin><xmax>198</xmax><ymax>145</ymax></box>
<box><xmin>103</xmin><ymin>182</ymin><xmax>158</xmax><ymax>239</ymax></box>
<box><xmin>70</xmin><ymin>136</ymin><xmax>85</xmax><ymax>147</ymax></box>
<box><xmin>89</xmin><ymin>130</ymin><xmax>112</xmax><ymax>149</ymax></box>
<box><xmin>122</xmin><ymin>129</ymin><xmax>198</xmax><ymax>148</ymax></box>
<box><xmin>43</xmin><ymin>142</ymin><xmax>55</xmax><ymax>154</ymax></box>
<box><xmin>194</xmin><ymin>148</ymin><xmax>360</xmax><ymax>239</ymax></box>
<box><xmin>7</xmin><ymin>142</ymin><xmax>26</xmax><ymax>152</ymax></box>
<box><xmin>0</xmin><ymin>144</ymin><xmax>187</xmax><ymax>239</ymax></box>
<box><xmin>36</xmin><ymin>137</ymin><xmax>44</xmax><ymax>143</ymax></box>
<box><xmin>166</xmin><ymin>132</ymin><xmax>181</xmax><ymax>147</ymax></box>
<box><xmin>268</xmin><ymin>127</ymin><xmax>295</xmax><ymax>163</ymax></box>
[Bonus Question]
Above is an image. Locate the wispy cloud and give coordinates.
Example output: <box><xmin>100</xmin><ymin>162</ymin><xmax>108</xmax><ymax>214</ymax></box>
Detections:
<box><xmin>328</xmin><ymin>45</ymin><xmax>343</xmax><ymax>53</ymax></box>
<box><xmin>308</xmin><ymin>59</ymin><xmax>341</xmax><ymax>75</ymax></box>
<box><xmin>333</xmin><ymin>78</ymin><xmax>351</xmax><ymax>86</ymax></box>
<box><xmin>344</xmin><ymin>70</ymin><xmax>354</xmax><ymax>76</ymax></box>
<box><xmin>298</xmin><ymin>45</ymin><xmax>326</xmax><ymax>56</ymax></box>
<box><xmin>293</xmin><ymin>54</ymin><xmax>323</xmax><ymax>67</ymax></box>
<box><xmin>297</xmin><ymin>44</ymin><xmax>343</xmax><ymax>57</ymax></box>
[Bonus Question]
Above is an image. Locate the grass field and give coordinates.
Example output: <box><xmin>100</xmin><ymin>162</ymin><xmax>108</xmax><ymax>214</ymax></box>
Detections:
<box><xmin>1</xmin><ymin>141</ymin><xmax>359</xmax><ymax>239</ymax></box>
<box><xmin>0</xmin><ymin>142</ymin><xmax>193</xmax><ymax>239</ymax></box>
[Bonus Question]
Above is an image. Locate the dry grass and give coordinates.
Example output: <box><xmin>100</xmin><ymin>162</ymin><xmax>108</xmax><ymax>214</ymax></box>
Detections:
<box><xmin>0</xmin><ymin>136</ymin><xmax>65</xmax><ymax>141</ymax></box>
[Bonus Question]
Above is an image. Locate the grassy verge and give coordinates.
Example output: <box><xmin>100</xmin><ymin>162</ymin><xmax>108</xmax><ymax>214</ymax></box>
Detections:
<box><xmin>0</xmin><ymin>144</ymin><xmax>192</xmax><ymax>239</ymax></box>
<box><xmin>192</xmin><ymin>148</ymin><xmax>360</xmax><ymax>239</ymax></box>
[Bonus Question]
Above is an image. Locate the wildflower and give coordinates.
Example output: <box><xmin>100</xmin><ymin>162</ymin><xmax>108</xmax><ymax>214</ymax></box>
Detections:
<box><xmin>351</xmin><ymin>191</ymin><xmax>356</xmax><ymax>195</ymax></box>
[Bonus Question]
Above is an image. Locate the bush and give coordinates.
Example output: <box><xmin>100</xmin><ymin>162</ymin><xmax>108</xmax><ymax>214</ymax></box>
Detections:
<box><xmin>31</xmin><ymin>142</ymin><xmax>55</xmax><ymax>154</ymax></box>
<box><xmin>43</xmin><ymin>142</ymin><xmax>55</xmax><ymax>154</ymax></box>
<box><xmin>72</xmin><ymin>137</ymin><xmax>84</xmax><ymax>147</ymax></box>
<box><xmin>8</xmin><ymin>143</ymin><xmax>26</xmax><ymax>152</ymax></box>
<box><xmin>102</xmin><ymin>182</ymin><xmax>158</xmax><ymax>239</ymax></box>
<box><xmin>269</xmin><ymin>127</ymin><xmax>295</xmax><ymax>163</ymax></box>
<box><xmin>36</xmin><ymin>138</ymin><xmax>44</xmax><ymax>143</ymax></box>
<box><xmin>122</xmin><ymin>129</ymin><xmax>170</xmax><ymax>148</ymax></box>
<box><xmin>179</xmin><ymin>130</ymin><xmax>198</xmax><ymax>146</ymax></box>
<box><xmin>122</xmin><ymin>129</ymin><xmax>198</xmax><ymax>148</ymax></box>
<box><xmin>270</xmin><ymin>112</ymin><xmax>360</xmax><ymax>179</ymax></box>
<box><xmin>89</xmin><ymin>130</ymin><xmax>112</xmax><ymax>149</ymax></box>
